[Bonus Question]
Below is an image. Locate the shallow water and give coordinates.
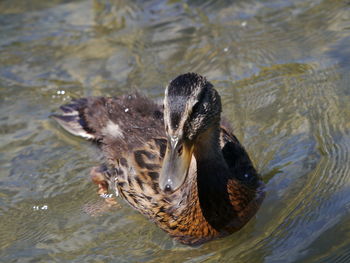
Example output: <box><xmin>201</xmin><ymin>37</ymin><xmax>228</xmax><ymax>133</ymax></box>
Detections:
<box><xmin>1</xmin><ymin>0</ymin><xmax>350</xmax><ymax>262</ymax></box>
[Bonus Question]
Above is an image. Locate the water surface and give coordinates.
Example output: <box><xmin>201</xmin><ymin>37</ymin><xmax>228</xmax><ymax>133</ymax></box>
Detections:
<box><xmin>1</xmin><ymin>0</ymin><xmax>350</xmax><ymax>262</ymax></box>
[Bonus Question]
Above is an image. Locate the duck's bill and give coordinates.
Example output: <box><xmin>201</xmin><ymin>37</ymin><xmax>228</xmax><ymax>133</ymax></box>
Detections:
<box><xmin>159</xmin><ymin>141</ymin><xmax>193</xmax><ymax>193</ymax></box>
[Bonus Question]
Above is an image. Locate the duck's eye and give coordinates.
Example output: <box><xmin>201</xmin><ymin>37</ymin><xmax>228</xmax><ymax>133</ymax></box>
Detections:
<box><xmin>177</xmin><ymin>144</ymin><xmax>183</xmax><ymax>155</ymax></box>
<box><xmin>192</xmin><ymin>102</ymin><xmax>200</xmax><ymax>114</ymax></box>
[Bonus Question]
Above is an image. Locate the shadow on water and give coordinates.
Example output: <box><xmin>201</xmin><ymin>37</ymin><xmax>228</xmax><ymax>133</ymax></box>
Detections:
<box><xmin>1</xmin><ymin>0</ymin><xmax>350</xmax><ymax>262</ymax></box>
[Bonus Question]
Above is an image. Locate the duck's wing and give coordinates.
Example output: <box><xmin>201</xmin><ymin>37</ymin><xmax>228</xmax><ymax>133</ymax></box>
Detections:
<box><xmin>52</xmin><ymin>93</ymin><xmax>165</xmax><ymax>161</ymax></box>
<box><xmin>220</xmin><ymin>126</ymin><xmax>261</xmax><ymax>188</ymax></box>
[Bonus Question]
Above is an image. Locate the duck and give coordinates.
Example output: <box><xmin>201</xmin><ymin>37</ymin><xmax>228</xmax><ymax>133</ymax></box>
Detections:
<box><xmin>52</xmin><ymin>73</ymin><xmax>265</xmax><ymax>245</ymax></box>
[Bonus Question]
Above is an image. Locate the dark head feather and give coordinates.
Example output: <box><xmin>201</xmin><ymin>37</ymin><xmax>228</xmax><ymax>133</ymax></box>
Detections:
<box><xmin>164</xmin><ymin>73</ymin><xmax>221</xmax><ymax>141</ymax></box>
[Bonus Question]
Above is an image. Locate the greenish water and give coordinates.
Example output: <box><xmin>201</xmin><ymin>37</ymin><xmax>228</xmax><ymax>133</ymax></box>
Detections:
<box><xmin>1</xmin><ymin>0</ymin><xmax>350</xmax><ymax>262</ymax></box>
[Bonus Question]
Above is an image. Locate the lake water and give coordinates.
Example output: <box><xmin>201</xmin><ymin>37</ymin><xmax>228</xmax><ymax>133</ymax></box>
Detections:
<box><xmin>1</xmin><ymin>0</ymin><xmax>350</xmax><ymax>262</ymax></box>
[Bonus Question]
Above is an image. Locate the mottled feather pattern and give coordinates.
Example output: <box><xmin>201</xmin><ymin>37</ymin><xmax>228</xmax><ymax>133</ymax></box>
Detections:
<box><xmin>53</xmin><ymin>84</ymin><xmax>264</xmax><ymax>245</ymax></box>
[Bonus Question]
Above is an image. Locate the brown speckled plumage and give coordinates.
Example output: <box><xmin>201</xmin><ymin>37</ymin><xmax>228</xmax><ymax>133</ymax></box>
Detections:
<box><xmin>52</xmin><ymin>73</ymin><xmax>265</xmax><ymax>245</ymax></box>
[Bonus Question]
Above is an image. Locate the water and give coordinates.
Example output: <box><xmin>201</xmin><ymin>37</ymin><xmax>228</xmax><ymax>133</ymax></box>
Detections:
<box><xmin>1</xmin><ymin>0</ymin><xmax>350</xmax><ymax>262</ymax></box>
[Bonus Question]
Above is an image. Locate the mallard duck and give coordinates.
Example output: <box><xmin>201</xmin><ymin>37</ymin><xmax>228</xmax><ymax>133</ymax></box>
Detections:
<box><xmin>52</xmin><ymin>73</ymin><xmax>265</xmax><ymax>245</ymax></box>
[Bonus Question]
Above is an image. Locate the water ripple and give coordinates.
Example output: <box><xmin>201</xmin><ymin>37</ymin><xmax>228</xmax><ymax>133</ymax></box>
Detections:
<box><xmin>1</xmin><ymin>0</ymin><xmax>350</xmax><ymax>262</ymax></box>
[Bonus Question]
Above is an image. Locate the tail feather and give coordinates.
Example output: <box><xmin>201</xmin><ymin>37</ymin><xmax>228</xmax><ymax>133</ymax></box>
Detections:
<box><xmin>51</xmin><ymin>114</ymin><xmax>95</xmax><ymax>140</ymax></box>
<box><xmin>59</xmin><ymin>105</ymin><xmax>78</xmax><ymax>114</ymax></box>
<box><xmin>59</xmin><ymin>98</ymin><xmax>88</xmax><ymax>113</ymax></box>
<box><xmin>51</xmin><ymin>98</ymin><xmax>96</xmax><ymax>140</ymax></box>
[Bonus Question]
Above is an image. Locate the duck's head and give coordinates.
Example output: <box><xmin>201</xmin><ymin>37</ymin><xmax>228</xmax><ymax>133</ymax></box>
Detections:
<box><xmin>160</xmin><ymin>73</ymin><xmax>222</xmax><ymax>193</ymax></box>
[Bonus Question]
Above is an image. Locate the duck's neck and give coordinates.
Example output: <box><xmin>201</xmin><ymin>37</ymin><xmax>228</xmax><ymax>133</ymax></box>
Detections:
<box><xmin>193</xmin><ymin>124</ymin><xmax>226</xmax><ymax>172</ymax></box>
<box><xmin>194</xmin><ymin>125</ymin><xmax>229</xmax><ymax>192</ymax></box>
<box><xmin>192</xmin><ymin>124</ymin><xmax>238</xmax><ymax>231</ymax></box>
